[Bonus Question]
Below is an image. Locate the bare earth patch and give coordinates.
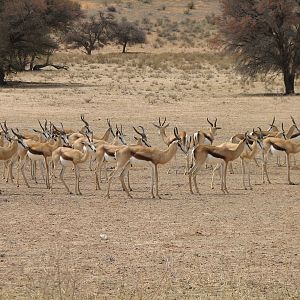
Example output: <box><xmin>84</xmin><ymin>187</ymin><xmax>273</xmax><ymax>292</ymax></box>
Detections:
<box><xmin>0</xmin><ymin>53</ymin><xmax>299</xmax><ymax>299</ymax></box>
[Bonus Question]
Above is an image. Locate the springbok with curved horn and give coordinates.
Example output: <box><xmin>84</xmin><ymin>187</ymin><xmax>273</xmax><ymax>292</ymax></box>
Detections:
<box><xmin>79</xmin><ymin>114</ymin><xmax>93</xmax><ymax>137</ymax></box>
<box><xmin>106</xmin><ymin>127</ymin><xmax>185</xmax><ymax>199</ymax></box>
<box><xmin>92</xmin><ymin>119</ymin><xmax>115</xmax><ymax>142</ymax></box>
<box><xmin>94</xmin><ymin>126</ymin><xmax>150</xmax><ymax>191</ymax></box>
<box><xmin>196</xmin><ymin>118</ymin><xmax>222</xmax><ymax>145</ymax></box>
<box><xmin>211</xmin><ymin>136</ymin><xmax>263</xmax><ymax>190</ymax></box>
<box><xmin>0</xmin><ymin>125</ymin><xmax>28</xmax><ymax>186</ymax></box>
<box><xmin>188</xmin><ymin>118</ymin><xmax>222</xmax><ymax>173</ymax></box>
<box><xmin>58</xmin><ymin>137</ymin><xmax>96</xmax><ymax>195</ymax></box>
<box><xmin>13</xmin><ymin>129</ymin><xmax>64</xmax><ymax>189</ymax></box>
<box><xmin>188</xmin><ymin>133</ymin><xmax>249</xmax><ymax>194</ymax></box>
<box><xmin>153</xmin><ymin>117</ymin><xmax>186</xmax><ymax>173</ymax></box>
<box><xmin>262</xmin><ymin>124</ymin><xmax>300</xmax><ymax>185</ymax></box>
<box><xmin>153</xmin><ymin>117</ymin><xmax>187</xmax><ymax>145</ymax></box>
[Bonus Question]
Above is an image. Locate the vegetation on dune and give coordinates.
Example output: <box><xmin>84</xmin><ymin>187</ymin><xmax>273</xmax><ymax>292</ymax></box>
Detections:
<box><xmin>1</xmin><ymin>0</ymin><xmax>300</xmax><ymax>94</ymax></box>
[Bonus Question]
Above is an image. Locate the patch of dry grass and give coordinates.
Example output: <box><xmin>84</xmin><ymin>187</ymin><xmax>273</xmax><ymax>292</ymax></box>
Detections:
<box><xmin>54</xmin><ymin>52</ymin><xmax>233</xmax><ymax>72</ymax></box>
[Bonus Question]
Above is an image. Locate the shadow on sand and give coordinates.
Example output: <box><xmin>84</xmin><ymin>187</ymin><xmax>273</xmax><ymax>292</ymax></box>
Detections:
<box><xmin>1</xmin><ymin>80</ymin><xmax>97</xmax><ymax>89</ymax></box>
<box><xmin>239</xmin><ymin>92</ymin><xmax>300</xmax><ymax>97</ymax></box>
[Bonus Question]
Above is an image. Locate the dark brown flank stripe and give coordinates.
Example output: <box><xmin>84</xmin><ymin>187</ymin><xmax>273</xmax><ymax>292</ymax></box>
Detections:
<box><xmin>63</xmin><ymin>145</ymin><xmax>72</xmax><ymax>148</ymax></box>
<box><xmin>207</xmin><ymin>149</ymin><xmax>226</xmax><ymax>159</ymax></box>
<box><xmin>61</xmin><ymin>153</ymin><xmax>74</xmax><ymax>161</ymax></box>
<box><xmin>270</xmin><ymin>141</ymin><xmax>286</xmax><ymax>152</ymax></box>
<box><xmin>291</xmin><ymin>132</ymin><xmax>300</xmax><ymax>139</ymax></box>
<box><xmin>130</xmin><ymin>151</ymin><xmax>152</xmax><ymax>161</ymax></box>
<box><xmin>204</xmin><ymin>133</ymin><xmax>213</xmax><ymax>144</ymax></box>
<box><xmin>28</xmin><ymin>148</ymin><xmax>44</xmax><ymax>156</ymax></box>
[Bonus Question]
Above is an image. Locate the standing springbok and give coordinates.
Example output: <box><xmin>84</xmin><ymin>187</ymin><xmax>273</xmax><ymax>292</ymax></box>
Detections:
<box><xmin>262</xmin><ymin>133</ymin><xmax>300</xmax><ymax>185</ymax></box>
<box><xmin>106</xmin><ymin>127</ymin><xmax>185</xmax><ymax>199</ymax></box>
<box><xmin>58</xmin><ymin>138</ymin><xmax>96</xmax><ymax>195</ymax></box>
<box><xmin>94</xmin><ymin>125</ymin><xmax>150</xmax><ymax>191</ymax></box>
<box><xmin>189</xmin><ymin>133</ymin><xmax>249</xmax><ymax>194</ymax></box>
<box><xmin>153</xmin><ymin>117</ymin><xmax>186</xmax><ymax>173</ymax></box>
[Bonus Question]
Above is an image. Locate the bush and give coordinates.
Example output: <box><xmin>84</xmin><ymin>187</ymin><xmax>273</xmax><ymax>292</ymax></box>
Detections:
<box><xmin>107</xmin><ymin>6</ymin><xmax>117</xmax><ymax>13</ymax></box>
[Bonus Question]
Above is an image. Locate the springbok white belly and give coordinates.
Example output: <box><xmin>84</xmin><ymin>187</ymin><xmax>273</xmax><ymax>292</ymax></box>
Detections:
<box><xmin>292</xmin><ymin>135</ymin><xmax>300</xmax><ymax>142</ymax></box>
<box><xmin>206</xmin><ymin>154</ymin><xmax>221</xmax><ymax>164</ymax></box>
<box><xmin>60</xmin><ymin>157</ymin><xmax>73</xmax><ymax>167</ymax></box>
<box><xmin>270</xmin><ymin>146</ymin><xmax>283</xmax><ymax>155</ymax></box>
<box><xmin>129</xmin><ymin>157</ymin><xmax>149</xmax><ymax>166</ymax></box>
<box><xmin>28</xmin><ymin>151</ymin><xmax>44</xmax><ymax>161</ymax></box>
<box><xmin>104</xmin><ymin>153</ymin><xmax>115</xmax><ymax>162</ymax></box>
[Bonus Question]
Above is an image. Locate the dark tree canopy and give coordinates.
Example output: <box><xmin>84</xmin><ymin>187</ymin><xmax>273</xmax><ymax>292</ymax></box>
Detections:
<box><xmin>114</xmin><ymin>21</ymin><xmax>146</xmax><ymax>53</ymax></box>
<box><xmin>65</xmin><ymin>12</ymin><xmax>115</xmax><ymax>55</ymax></box>
<box><xmin>220</xmin><ymin>0</ymin><xmax>300</xmax><ymax>94</ymax></box>
<box><xmin>44</xmin><ymin>0</ymin><xmax>82</xmax><ymax>31</ymax></box>
<box><xmin>0</xmin><ymin>0</ymin><xmax>82</xmax><ymax>85</ymax></box>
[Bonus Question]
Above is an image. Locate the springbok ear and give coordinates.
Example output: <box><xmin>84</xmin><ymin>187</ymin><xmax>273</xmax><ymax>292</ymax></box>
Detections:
<box><xmin>164</xmin><ymin>123</ymin><xmax>170</xmax><ymax>128</ymax></box>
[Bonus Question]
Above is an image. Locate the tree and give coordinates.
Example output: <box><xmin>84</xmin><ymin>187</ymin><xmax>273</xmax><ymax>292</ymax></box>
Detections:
<box><xmin>114</xmin><ymin>21</ymin><xmax>146</xmax><ymax>53</ymax></box>
<box><xmin>65</xmin><ymin>12</ymin><xmax>115</xmax><ymax>55</ymax></box>
<box><xmin>220</xmin><ymin>0</ymin><xmax>300</xmax><ymax>95</ymax></box>
<box><xmin>44</xmin><ymin>0</ymin><xmax>82</xmax><ymax>31</ymax></box>
<box><xmin>0</xmin><ymin>0</ymin><xmax>82</xmax><ymax>85</ymax></box>
<box><xmin>2</xmin><ymin>0</ymin><xmax>59</xmax><ymax>71</ymax></box>
<box><xmin>0</xmin><ymin>20</ymin><xmax>9</xmax><ymax>85</ymax></box>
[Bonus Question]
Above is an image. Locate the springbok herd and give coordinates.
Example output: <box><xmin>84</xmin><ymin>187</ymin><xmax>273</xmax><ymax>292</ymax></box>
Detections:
<box><xmin>0</xmin><ymin>115</ymin><xmax>299</xmax><ymax>198</ymax></box>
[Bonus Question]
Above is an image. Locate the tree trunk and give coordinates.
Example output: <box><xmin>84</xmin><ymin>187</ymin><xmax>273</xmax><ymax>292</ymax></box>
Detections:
<box><xmin>0</xmin><ymin>68</ymin><xmax>5</xmax><ymax>86</ymax></box>
<box><xmin>87</xmin><ymin>48</ymin><xmax>92</xmax><ymax>55</ymax></box>
<box><xmin>29</xmin><ymin>55</ymin><xmax>36</xmax><ymax>71</ymax></box>
<box><xmin>283</xmin><ymin>71</ymin><xmax>295</xmax><ymax>95</ymax></box>
<box><xmin>122</xmin><ymin>41</ymin><xmax>127</xmax><ymax>53</ymax></box>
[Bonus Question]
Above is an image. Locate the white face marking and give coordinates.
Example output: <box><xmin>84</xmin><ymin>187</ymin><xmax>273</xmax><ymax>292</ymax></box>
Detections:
<box><xmin>204</xmin><ymin>139</ymin><xmax>211</xmax><ymax>145</ymax></box>
<box><xmin>60</xmin><ymin>157</ymin><xmax>73</xmax><ymax>167</ymax></box>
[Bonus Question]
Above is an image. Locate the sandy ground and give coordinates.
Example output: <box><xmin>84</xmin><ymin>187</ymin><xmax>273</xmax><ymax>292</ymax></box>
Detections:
<box><xmin>0</xmin><ymin>58</ymin><xmax>299</xmax><ymax>299</ymax></box>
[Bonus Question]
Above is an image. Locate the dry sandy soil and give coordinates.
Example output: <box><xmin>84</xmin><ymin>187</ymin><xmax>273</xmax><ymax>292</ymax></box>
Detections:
<box><xmin>0</xmin><ymin>1</ymin><xmax>300</xmax><ymax>298</ymax></box>
<box><xmin>0</xmin><ymin>51</ymin><xmax>299</xmax><ymax>299</ymax></box>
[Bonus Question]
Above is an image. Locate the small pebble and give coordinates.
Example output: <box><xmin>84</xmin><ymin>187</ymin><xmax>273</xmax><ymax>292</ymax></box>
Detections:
<box><xmin>100</xmin><ymin>233</ymin><xmax>108</xmax><ymax>240</ymax></box>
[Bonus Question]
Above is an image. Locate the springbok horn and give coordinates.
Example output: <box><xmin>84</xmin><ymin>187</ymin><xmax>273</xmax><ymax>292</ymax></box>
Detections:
<box><xmin>271</xmin><ymin>116</ymin><xmax>275</xmax><ymax>126</ymax></box>
<box><xmin>38</xmin><ymin>120</ymin><xmax>45</xmax><ymax>130</ymax></box>
<box><xmin>11</xmin><ymin>129</ymin><xmax>25</xmax><ymax>139</ymax></box>
<box><xmin>207</xmin><ymin>118</ymin><xmax>213</xmax><ymax>127</ymax></box>
<box><xmin>81</xmin><ymin>114</ymin><xmax>89</xmax><ymax>126</ymax></box>
<box><xmin>3</xmin><ymin>121</ymin><xmax>8</xmax><ymax>131</ymax></box>
<box><xmin>133</xmin><ymin>126</ymin><xmax>142</xmax><ymax>136</ymax></box>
